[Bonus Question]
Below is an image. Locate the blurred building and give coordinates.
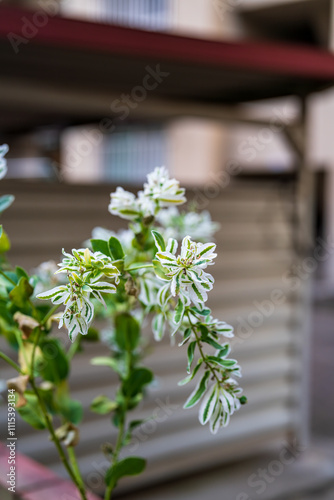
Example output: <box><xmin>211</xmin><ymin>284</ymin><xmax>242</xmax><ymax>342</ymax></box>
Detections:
<box><xmin>1</xmin><ymin>1</ymin><xmax>334</xmax><ymax>499</ymax></box>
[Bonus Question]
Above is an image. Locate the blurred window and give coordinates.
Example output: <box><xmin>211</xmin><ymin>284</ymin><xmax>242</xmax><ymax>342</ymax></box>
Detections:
<box><xmin>61</xmin><ymin>0</ymin><xmax>171</xmax><ymax>31</ymax></box>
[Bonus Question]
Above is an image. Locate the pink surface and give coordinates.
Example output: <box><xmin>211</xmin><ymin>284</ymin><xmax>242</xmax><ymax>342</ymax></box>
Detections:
<box><xmin>0</xmin><ymin>442</ymin><xmax>100</xmax><ymax>500</ymax></box>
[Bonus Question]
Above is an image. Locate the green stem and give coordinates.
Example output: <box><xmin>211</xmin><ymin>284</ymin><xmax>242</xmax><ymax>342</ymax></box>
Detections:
<box><xmin>0</xmin><ymin>269</ymin><xmax>16</xmax><ymax>286</ymax></box>
<box><xmin>125</xmin><ymin>264</ymin><xmax>153</xmax><ymax>272</ymax></box>
<box><xmin>29</xmin><ymin>379</ymin><xmax>87</xmax><ymax>500</ymax></box>
<box><xmin>68</xmin><ymin>446</ymin><xmax>85</xmax><ymax>491</ymax></box>
<box><xmin>186</xmin><ymin>311</ymin><xmax>221</xmax><ymax>387</ymax></box>
<box><xmin>104</xmin><ymin>416</ymin><xmax>126</xmax><ymax>500</ymax></box>
<box><xmin>105</xmin><ymin>341</ymin><xmax>131</xmax><ymax>500</ymax></box>
<box><xmin>0</xmin><ymin>351</ymin><xmax>22</xmax><ymax>373</ymax></box>
<box><xmin>29</xmin><ymin>313</ymin><xmax>87</xmax><ymax>500</ymax></box>
<box><xmin>67</xmin><ymin>338</ymin><xmax>80</xmax><ymax>360</ymax></box>
<box><xmin>40</xmin><ymin>304</ymin><xmax>60</xmax><ymax>326</ymax></box>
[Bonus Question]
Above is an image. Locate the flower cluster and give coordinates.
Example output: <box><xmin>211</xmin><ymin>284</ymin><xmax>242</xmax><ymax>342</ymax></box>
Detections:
<box><xmin>37</xmin><ymin>248</ymin><xmax>120</xmax><ymax>342</ymax></box>
<box><xmin>154</xmin><ymin>234</ymin><xmax>216</xmax><ymax>308</ymax></box>
<box><xmin>143</xmin><ymin>167</ymin><xmax>186</xmax><ymax>207</ymax></box>
<box><xmin>108</xmin><ymin>167</ymin><xmax>186</xmax><ymax>221</ymax></box>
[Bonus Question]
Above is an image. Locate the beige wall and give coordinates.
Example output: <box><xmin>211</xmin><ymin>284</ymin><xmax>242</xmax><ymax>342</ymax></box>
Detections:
<box><xmin>167</xmin><ymin>118</ymin><xmax>227</xmax><ymax>186</ymax></box>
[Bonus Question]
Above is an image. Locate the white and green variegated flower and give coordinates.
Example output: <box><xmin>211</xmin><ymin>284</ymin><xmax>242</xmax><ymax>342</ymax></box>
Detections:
<box><xmin>56</xmin><ymin>248</ymin><xmax>120</xmax><ymax>281</ymax></box>
<box><xmin>37</xmin><ymin>248</ymin><xmax>120</xmax><ymax>342</ymax></box>
<box><xmin>37</xmin><ymin>283</ymin><xmax>95</xmax><ymax>342</ymax></box>
<box><xmin>108</xmin><ymin>187</ymin><xmax>140</xmax><ymax>221</ymax></box>
<box><xmin>0</xmin><ymin>144</ymin><xmax>9</xmax><ymax>180</ymax></box>
<box><xmin>154</xmin><ymin>235</ymin><xmax>217</xmax><ymax>307</ymax></box>
<box><xmin>143</xmin><ymin>167</ymin><xmax>186</xmax><ymax>207</ymax></box>
<box><xmin>58</xmin><ymin>296</ymin><xmax>94</xmax><ymax>342</ymax></box>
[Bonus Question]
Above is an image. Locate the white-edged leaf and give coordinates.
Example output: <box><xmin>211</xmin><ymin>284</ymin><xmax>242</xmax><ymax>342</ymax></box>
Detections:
<box><xmin>186</xmin><ymin>341</ymin><xmax>196</xmax><ymax>373</ymax></box>
<box><xmin>65</xmin><ymin>315</ymin><xmax>88</xmax><ymax>343</ymax></box>
<box><xmin>174</xmin><ymin>297</ymin><xmax>185</xmax><ymax>325</ymax></box>
<box><xmin>89</xmin><ymin>282</ymin><xmax>116</xmax><ymax>294</ymax></box>
<box><xmin>152</xmin><ymin>313</ymin><xmax>165</xmax><ymax>341</ymax></box>
<box><xmin>209</xmin><ymin>403</ymin><xmax>221</xmax><ymax>434</ymax></box>
<box><xmin>166</xmin><ymin>237</ymin><xmax>178</xmax><ymax>255</ymax></box>
<box><xmin>178</xmin><ymin>358</ymin><xmax>203</xmax><ymax>386</ymax></box>
<box><xmin>36</xmin><ymin>286</ymin><xmax>68</xmax><ymax>303</ymax></box>
<box><xmin>199</xmin><ymin>383</ymin><xmax>218</xmax><ymax>425</ymax></box>
<box><xmin>184</xmin><ymin>370</ymin><xmax>210</xmax><ymax>409</ymax></box>
<box><xmin>151</xmin><ymin>230</ymin><xmax>166</xmax><ymax>253</ymax></box>
<box><xmin>207</xmin><ymin>356</ymin><xmax>237</xmax><ymax>368</ymax></box>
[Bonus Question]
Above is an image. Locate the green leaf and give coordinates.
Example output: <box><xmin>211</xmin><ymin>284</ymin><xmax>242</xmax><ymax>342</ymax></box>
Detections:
<box><xmin>152</xmin><ymin>259</ymin><xmax>168</xmax><ymax>280</ymax></box>
<box><xmin>178</xmin><ymin>327</ymin><xmax>192</xmax><ymax>347</ymax></box>
<box><xmin>105</xmin><ymin>457</ymin><xmax>146</xmax><ymax>488</ymax></box>
<box><xmin>199</xmin><ymin>324</ymin><xmax>209</xmax><ymax>341</ymax></box>
<box><xmin>184</xmin><ymin>370</ymin><xmax>210</xmax><ymax>409</ymax></box>
<box><xmin>178</xmin><ymin>358</ymin><xmax>203</xmax><ymax>386</ymax></box>
<box><xmin>217</xmin><ymin>344</ymin><xmax>230</xmax><ymax>358</ymax></box>
<box><xmin>108</xmin><ymin>236</ymin><xmax>125</xmax><ymax>260</ymax></box>
<box><xmin>122</xmin><ymin>368</ymin><xmax>153</xmax><ymax>398</ymax></box>
<box><xmin>37</xmin><ymin>338</ymin><xmax>69</xmax><ymax>382</ymax></box>
<box><xmin>0</xmin><ymin>194</ymin><xmax>14</xmax><ymax>214</ymax></box>
<box><xmin>190</xmin><ymin>307</ymin><xmax>211</xmax><ymax>316</ymax></box>
<box><xmin>0</xmin><ymin>225</ymin><xmax>2</xmax><ymax>237</ymax></box>
<box><xmin>91</xmin><ymin>239</ymin><xmax>111</xmax><ymax>258</ymax></box>
<box><xmin>204</xmin><ymin>337</ymin><xmax>227</xmax><ymax>351</ymax></box>
<box><xmin>128</xmin><ymin>419</ymin><xmax>145</xmax><ymax>432</ymax></box>
<box><xmin>115</xmin><ymin>313</ymin><xmax>140</xmax><ymax>352</ymax></box>
<box><xmin>17</xmin><ymin>393</ymin><xmax>46</xmax><ymax>430</ymax></box>
<box><xmin>90</xmin><ymin>395</ymin><xmax>118</xmax><ymax>415</ymax></box>
<box><xmin>187</xmin><ymin>341</ymin><xmax>196</xmax><ymax>374</ymax></box>
<box><xmin>0</xmin><ymin>228</ymin><xmax>10</xmax><ymax>253</ymax></box>
<box><xmin>9</xmin><ymin>277</ymin><xmax>33</xmax><ymax>308</ymax></box>
<box><xmin>151</xmin><ymin>230</ymin><xmax>166</xmax><ymax>252</ymax></box>
<box><xmin>15</xmin><ymin>266</ymin><xmax>29</xmax><ymax>280</ymax></box>
<box><xmin>90</xmin><ymin>356</ymin><xmax>122</xmax><ymax>374</ymax></box>
<box><xmin>58</xmin><ymin>398</ymin><xmax>83</xmax><ymax>425</ymax></box>
<box><xmin>206</xmin><ymin>356</ymin><xmax>237</xmax><ymax>368</ymax></box>
<box><xmin>123</xmin><ymin>419</ymin><xmax>146</xmax><ymax>445</ymax></box>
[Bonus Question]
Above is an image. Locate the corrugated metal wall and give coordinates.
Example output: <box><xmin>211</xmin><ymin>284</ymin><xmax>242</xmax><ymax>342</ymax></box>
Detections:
<box><xmin>0</xmin><ymin>177</ymin><xmax>307</xmax><ymax>497</ymax></box>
